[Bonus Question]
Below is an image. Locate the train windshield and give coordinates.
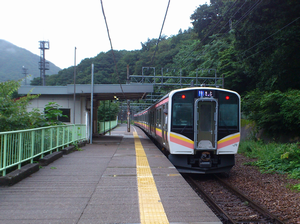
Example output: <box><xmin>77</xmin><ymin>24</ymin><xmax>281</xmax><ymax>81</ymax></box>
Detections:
<box><xmin>171</xmin><ymin>91</ymin><xmax>194</xmax><ymax>127</ymax></box>
<box><xmin>219</xmin><ymin>104</ymin><xmax>238</xmax><ymax>127</ymax></box>
<box><xmin>218</xmin><ymin>92</ymin><xmax>239</xmax><ymax>128</ymax></box>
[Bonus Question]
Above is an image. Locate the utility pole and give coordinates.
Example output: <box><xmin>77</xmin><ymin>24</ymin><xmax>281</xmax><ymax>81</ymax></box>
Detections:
<box><xmin>127</xmin><ymin>65</ymin><xmax>130</xmax><ymax>132</ymax></box>
<box><xmin>90</xmin><ymin>63</ymin><xmax>94</xmax><ymax>144</ymax></box>
<box><xmin>73</xmin><ymin>47</ymin><xmax>77</xmax><ymax>124</ymax></box>
<box><xmin>22</xmin><ymin>66</ymin><xmax>28</xmax><ymax>85</ymax></box>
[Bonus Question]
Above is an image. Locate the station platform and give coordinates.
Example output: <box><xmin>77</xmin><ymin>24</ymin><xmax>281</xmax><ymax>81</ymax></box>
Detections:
<box><xmin>0</xmin><ymin>124</ymin><xmax>221</xmax><ymax>224</ymax></box>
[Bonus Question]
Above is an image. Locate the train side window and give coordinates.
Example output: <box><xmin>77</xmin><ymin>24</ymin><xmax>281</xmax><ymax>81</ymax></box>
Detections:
<box><xmin>164</xmin><ymin>104</ymin><xmax>168</xmax><ymax>125</ymax></box>
<box><xmin>157</xmin><ymin>108</ymin><xmax>161</xmax><ymax>127</ymax></box>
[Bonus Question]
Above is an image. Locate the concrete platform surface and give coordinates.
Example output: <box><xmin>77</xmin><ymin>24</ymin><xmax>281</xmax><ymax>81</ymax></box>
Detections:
<box><xmin>0</xmin><ymin>124</ymin><xmax>221</xmax><ymax>224</ymax></box>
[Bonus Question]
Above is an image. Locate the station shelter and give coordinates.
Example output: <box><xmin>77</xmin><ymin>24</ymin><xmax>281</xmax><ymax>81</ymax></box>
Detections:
<box><xmin>18</xmin><ymin>84</ymin><xmax>153</xmax><ymax>140</ymax></box>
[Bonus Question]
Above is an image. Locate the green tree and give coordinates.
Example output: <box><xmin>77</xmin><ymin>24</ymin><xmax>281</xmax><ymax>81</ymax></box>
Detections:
<box><xmin>242</xmin><ymin>89</ymin><xmax>300</xmax><ymax>138</ymax></box>
<box><xmin>98</xmin><ymin>101</ymin><xmax>120</xmax><ymax>121</ymax></box>
<box><xmin>0</xmin><ymin>80</ymin><xmax>69</xmax><ymax>132</ymax></box>
<box><xmin>44</xmin><ymin>102</ymin><xmax>68</xmax><ymax>126</ymax></box>
<box><xmin>0</xmin><ymin>80</ymin><xmax>39</xmax><ymax>131</ymax></box>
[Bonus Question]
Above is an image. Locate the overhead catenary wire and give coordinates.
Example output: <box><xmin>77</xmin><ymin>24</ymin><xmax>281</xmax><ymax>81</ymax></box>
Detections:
<box><xmin>151</xmin><ymin>0</ymin><xmax>171</xmax><ymax>65</ymax></box>
<box><xmin>231</xmin><ymin>0</ymin><xmax>262</xmax><ymax>30</ymax></box>
<box><xmin>179</xmin><ymin>0</ymin><xmax>239</xmax><ymax>66</ymax></box>
<box><xmin>99</xmin><ymin>0</ymin><xmax>125</xmax><ymax>98</ymax></box>
<box><xmin>239</xmin><ymin>16</ymin><xmax>300</xmax><ymax>59</ymax></box>
<box><xmin>198</xmin><ymin>0</ymin><xmax>261</xmax><ymax>58</ymax></box>
<box><xmin>181</xmin><ymin>0</ymin><xmax>266</xmax><ymax>70</ymax></box>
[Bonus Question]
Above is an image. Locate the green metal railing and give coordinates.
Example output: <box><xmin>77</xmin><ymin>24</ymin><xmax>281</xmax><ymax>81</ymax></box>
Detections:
<box><xmin>98</xmin><ymin>119</ymin><xmax>118</xmax><ymax>134</ymax></box>
<box><xmin>0</xmin><ymin>124</ymin><xmax>86</xmax><ymax>176</ymax></box>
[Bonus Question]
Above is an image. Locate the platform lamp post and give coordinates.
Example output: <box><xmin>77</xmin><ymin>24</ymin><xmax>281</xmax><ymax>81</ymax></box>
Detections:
<box><xmin>127</xmin><ymin>65</ymin><xmax>130</xmax><ymax>132</ymax></box>
<box><xmin>90</xmin><ymin>63</ymin><xmax>94</xmax><ymax>144</ymax></box>
<box><xmin>73</xmin><ymin>47</ymin><xmax>76</xmax><ymax>124</ymax></box>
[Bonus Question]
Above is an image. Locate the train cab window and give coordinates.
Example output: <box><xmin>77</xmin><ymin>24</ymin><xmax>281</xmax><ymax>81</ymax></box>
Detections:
<box><xmin>171</xmin><ymin>91</ymin><xmax>194</xmax><ymax>128</ymax></box>
<box><xmin>218</xmin><ymin>92</ymin><xmax>239</xmax><ymax>128</ymax></box>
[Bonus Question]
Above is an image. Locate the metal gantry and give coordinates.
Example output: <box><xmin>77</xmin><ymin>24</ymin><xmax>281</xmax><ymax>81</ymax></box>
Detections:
<box><xmin>130</xmin><ymin>67</ymin><xmax>223</xmax><ymax>88</ymax></box>
<box><xmin>127</xmin><ymin>67</ymin><xmax>224</xmax><ymax>115</ymax></box>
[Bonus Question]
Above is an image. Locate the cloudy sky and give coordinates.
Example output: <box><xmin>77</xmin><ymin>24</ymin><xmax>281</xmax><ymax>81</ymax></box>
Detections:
<box><xmin>1</xmin><ymin>0</ymin><xmax>209</xmax><ymax>69</ymax></box>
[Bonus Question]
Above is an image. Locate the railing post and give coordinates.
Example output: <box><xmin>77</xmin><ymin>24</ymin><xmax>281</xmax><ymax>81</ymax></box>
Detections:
<box><xmin>68</xmin><ymin>125</ymin><xmax>70</xmax><ymax>146</ymax></box>
<box><xmin>73</xmin><ymin>124</ymin><xmax>75</xmax><ymax>143</ymax></box>
<box><xmin>3</xmin><ymin>135</ymin><xmax>7</xmax><ymax>176</ymax></box>
<box><xmin>41</xmin><ymin>129</ymin><xmax>45</xmax><ymax>158</ymax></box>
<box><xmin>31</xmin><ymin>131</ymin><xmax>35</xmax><ymax>163</ymax></box>
<box><xmin>50</xmin><ymin>128</ymin><xmax>53</xmax><ymax>152</ymax></box>
<box><xmin>63</xmin><ymin>126</ymin><xmax>65</xmax><ymax>146</ymax></box>
<box><xmin>18</xmin><ymin>133</ymin><xmax>22</xmax><ymax>169</ymax></box>
<box><xmin>56</xmin><ymin>126</ymin><xmax>59</xmax><ymax>149</ymax></box>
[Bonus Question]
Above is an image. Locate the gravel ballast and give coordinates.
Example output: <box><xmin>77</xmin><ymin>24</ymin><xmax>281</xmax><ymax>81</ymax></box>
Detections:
<box><xmin>228</xmin><ymin>154</ymin><xmax>300</xmax><ymax>224</ymax></box>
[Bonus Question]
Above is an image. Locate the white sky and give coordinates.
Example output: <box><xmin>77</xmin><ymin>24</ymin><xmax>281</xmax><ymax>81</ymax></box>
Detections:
<box><xmin>1</xmin><ymin>0</ymin><xmax>209</xmax><ymax>69</ymax></box>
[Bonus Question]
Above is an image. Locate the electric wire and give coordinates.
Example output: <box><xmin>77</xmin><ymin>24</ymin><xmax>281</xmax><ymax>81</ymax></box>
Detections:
<box><xmin>181</xmin><ymin>0</ymin><xmax>264</xmax><ymax>69</ymax></box>
<box><xmin>199</xmin><ymin>0</ymin><xmax>247</xmax><ymax>56</ymax></box>
<box><xmin>231</xmin><ymin>0</ymin><xmax>262</xmax><ymax>30</ymax></box>
<box><xmin>239</xmin><ymin>16</ymin><xmax>300</xmax><ymax>59</ymax></box>
<box><xmin>99</xmin><ymin>0</ymin><xmax>125</xmax><ymax>98</ymax></box>
<box><xmin>199</xmin><ymin>0</ymin><xmax>260</xmax><ymax>58</ymax></box>
<box><xmin>151</xmin><ymin>0</ymin><xmax>171</xmax><ymax>65</ymax></box>
<box><xmin>179</xmin><ymin>0</ymin><xmax>238</xmax><ymax>66</ymax></box>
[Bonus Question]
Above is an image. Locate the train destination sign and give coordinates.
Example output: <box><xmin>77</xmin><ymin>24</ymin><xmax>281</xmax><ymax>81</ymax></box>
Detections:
<box><xmin>198</xmin><ymin>90</ymin><xmax>214</xmax><ymax>98</ymax></box>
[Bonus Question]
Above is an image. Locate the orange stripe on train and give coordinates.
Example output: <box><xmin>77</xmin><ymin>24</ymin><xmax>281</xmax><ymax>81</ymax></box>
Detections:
<box><xmin>217</xmin><ymin>133</ymin><xmax>240</xmax><ymax>149</ymax></box>
<box><xmin>170</xmin><ymin>133</ymin><xmax>194</xmax><ymax>149</ymax></box>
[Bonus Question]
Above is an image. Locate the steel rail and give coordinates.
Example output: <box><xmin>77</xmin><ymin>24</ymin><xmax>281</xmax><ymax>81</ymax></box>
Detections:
<box><xmin>185</xmin><ymin>175</ymin><xmax>235</xmax><ymax>223</ymax></box>
<box><xmin>214</xmin><ymin>175</ymin><xmax>285</xmax><ymax>224</ymax></box>
<box><xmin>186</xmin><ymin>174</ymin><xmax>286</xmax><ymax>224</ymax></box>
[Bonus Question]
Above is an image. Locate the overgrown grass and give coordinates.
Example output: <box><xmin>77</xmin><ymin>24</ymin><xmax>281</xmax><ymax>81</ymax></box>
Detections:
<box><xmin>239</xmin><ymin>140</ymin><xmax>300</xmax><ymax>191</ymax></box>
<box><xmin>241</xmin><ymin>118</ymin><xmax>255</xmax><ymax>128</ymax></box>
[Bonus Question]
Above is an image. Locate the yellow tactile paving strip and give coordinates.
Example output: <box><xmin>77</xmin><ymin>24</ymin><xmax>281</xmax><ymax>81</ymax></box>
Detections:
<box><xmin>133</xmin><ymin>131</ymin><xmax>169</xmax><ymax>224</ymax></box>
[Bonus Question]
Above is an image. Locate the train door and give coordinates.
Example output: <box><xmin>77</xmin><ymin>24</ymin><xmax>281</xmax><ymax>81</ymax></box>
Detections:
<box><xmin>194</xmin><ymin>99</ymin><xmax>218</xmax><ymax>150</ymax></box>
<box><xmin>150</xmin><ymin>110</ymin><xmax>154</xmax><ymax>135</ymax></box>
<box><xmin>162</xmin><ymin>105</ymin><xmax>168</xmax><ymax>146</ymax></box>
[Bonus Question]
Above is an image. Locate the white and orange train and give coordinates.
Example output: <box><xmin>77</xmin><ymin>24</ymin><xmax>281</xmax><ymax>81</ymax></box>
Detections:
<box><xmin>134</xmin><ymin>87</ymin><xmax>241</xmax><ymax>174</ymax></box>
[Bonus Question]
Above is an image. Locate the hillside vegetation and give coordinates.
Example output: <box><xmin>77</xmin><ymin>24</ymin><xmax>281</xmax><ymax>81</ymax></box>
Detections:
<box><xmin>30</xmin><ymin>0</ymin><xmax>300</xmax><ymax>138</ymax></box>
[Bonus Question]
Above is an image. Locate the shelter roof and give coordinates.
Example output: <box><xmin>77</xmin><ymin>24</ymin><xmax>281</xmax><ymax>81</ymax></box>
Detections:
<box><xmin>18</xmin><ymin>84</ymin><xmax>153</xmax><ymax>101</ymax></box>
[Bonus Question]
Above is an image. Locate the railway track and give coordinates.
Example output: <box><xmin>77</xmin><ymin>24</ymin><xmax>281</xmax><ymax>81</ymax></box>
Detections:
<box><xmin>185</xmin><ymin>174</ymin><xmax>285</xmax><ymax>224</ymax></box>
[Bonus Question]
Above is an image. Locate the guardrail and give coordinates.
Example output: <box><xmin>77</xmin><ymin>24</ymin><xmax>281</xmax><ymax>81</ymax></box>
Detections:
<box><xmin>98</xmin><ymin>119</ymin><xmax>118</xmax><ymax>134</ymax></box>
<box><xmin>0</xmin><ymin>124</ymin><xmax>86</xmax><ymax>176</ymax></box>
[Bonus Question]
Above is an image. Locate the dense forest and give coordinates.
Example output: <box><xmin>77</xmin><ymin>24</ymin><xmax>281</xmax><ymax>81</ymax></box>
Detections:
<box><xmin>30</xmin><ymin>0</ymin><xmax>300</xmax><ymax>138</ymax></box>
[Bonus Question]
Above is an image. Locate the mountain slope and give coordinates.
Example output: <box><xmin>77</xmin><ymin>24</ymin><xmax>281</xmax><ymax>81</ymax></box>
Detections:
<box><xmin>0</xmin><ymin>39</ymin><xmax>61</xmax><ymax>82</ymax></box>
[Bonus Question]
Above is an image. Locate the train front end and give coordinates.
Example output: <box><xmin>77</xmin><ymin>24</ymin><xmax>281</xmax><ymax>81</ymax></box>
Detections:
<box><xmin>167</xmin><ymin>87</ymin><xmax>241</xmax><ymax>174</ymax></box>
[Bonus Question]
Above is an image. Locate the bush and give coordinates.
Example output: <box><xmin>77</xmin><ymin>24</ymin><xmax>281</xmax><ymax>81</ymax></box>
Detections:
<box><xmin>0</xmin><ymin>80</ymin><xmax>39</xmax><ymax>132</ymax></box>
<box><xmin>242</xmin><ymin>89</ymin><xmax>300</xmax><ymax>138</ymax></box>
<box><xmin>98</xmin><ymin>100</ymin><xmax>119</xmax><ymax>121</ymax></box>
<box><xmin>239</xmin><ymin>140</ymin><xmax>300</xmax><ymax>190</ymax></box>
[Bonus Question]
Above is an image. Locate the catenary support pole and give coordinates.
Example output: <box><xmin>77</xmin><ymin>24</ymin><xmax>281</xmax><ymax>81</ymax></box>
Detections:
<box><xmin>73</xmin><ymin>47</ymin><xmax>77</xmax><ymax>124</ymax></box>
<box><xmin>127</xmin><ymin>65</ymin><xmax>130</xmax><ymax>132</ymax></box>
<box><xmin>90</xmin><ymin>63</ymin><xmax>94</xmax><ymax>144</ymax></box>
